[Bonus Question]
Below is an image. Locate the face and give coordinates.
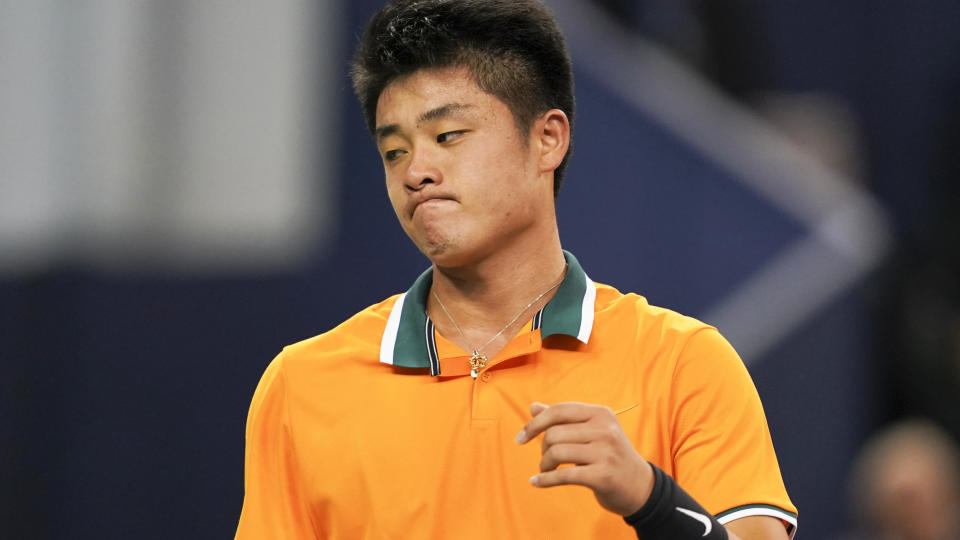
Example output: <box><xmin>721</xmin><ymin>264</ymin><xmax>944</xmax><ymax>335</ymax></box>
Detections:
<box><xmin>870</xmin><ymin>444</ymin><xmax>960</xmax><ymax>540</ymax></box>
<box><xmin>374</xmin><ymin>66</ymin><xmax>554</xmax><ymax>268</ymax></box>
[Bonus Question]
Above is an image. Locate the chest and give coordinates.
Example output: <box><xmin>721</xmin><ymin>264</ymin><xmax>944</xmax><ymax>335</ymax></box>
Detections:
<box><xmin>287</xmin><ymin>342</ymin><xmax>676</xmax><ymax>539</ymax></box>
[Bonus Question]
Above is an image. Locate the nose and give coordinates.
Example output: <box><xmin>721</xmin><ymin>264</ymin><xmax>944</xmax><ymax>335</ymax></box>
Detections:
<box><xmin>403</xmin><ymin>147</ymin><xmax>443</xmax><ymax>191</ymax></box>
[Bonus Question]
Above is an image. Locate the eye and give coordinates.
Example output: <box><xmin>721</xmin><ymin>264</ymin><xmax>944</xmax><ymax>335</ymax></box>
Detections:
<box><xmin>384</xmin><ymin>149</ymin><xmax>406</xmax><ymax>162</ymax></box>
<box><xmin>436</xmin><ymin>130</ymin><xmax>465</xmax><ymax>144</ymax></box>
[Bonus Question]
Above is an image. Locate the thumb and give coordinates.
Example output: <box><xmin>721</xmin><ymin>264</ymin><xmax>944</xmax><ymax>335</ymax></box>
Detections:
<box><xmin>530</xmin><ymin>402</ymin><xmax>549</xmax><ymax>416</ymax></box>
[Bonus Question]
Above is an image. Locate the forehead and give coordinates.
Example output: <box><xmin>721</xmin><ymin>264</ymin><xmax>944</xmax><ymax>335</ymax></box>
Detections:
<box><xmin>375</xmin><ymin>66</ymin><xmax>500</xmax><ymax>127</ymax></box>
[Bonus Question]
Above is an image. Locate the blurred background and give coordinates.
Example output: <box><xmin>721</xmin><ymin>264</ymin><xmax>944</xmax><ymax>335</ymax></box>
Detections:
<box><xmin>2</xmin><ymin>1</ymin><xmax>959</xmax><ymax>538</ymax></box>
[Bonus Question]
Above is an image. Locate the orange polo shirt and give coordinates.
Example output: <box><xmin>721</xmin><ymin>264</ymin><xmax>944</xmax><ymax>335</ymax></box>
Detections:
<box><xmin>236</xmin><ymin>251</ymin><xmax>797</xmax><ymax>539</ymax></box>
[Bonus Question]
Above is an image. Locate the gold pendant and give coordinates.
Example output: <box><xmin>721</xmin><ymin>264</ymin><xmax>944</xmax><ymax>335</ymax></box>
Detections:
<box><xmin>469</xmin><ymin>351</ymin><xmax>487</xmax><ymax>378</ymax></box>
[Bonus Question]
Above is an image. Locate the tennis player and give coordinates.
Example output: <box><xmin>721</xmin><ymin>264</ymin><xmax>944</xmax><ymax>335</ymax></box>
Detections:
<box><xmin>236</xmin><ymin>1</ymin><xmax>797</xmax><ymax>538</ymax></box>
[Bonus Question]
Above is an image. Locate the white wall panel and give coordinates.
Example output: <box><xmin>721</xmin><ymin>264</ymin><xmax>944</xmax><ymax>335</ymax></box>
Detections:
<box><xmin>0</xmin><ymin>0</ymin><xmax>338</xmax><ymax>273</ymax></box>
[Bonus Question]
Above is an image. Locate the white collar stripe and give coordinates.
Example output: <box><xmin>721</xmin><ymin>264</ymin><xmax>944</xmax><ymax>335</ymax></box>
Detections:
<box><xmin>577</xmin><ymin>275</ymin><xmax>596</xmax><ymax>343</ymax></box>
<box><xmin>379</xmin><ymin>293</ymin><xmax>406</xmax><ymax>366</ymax></box>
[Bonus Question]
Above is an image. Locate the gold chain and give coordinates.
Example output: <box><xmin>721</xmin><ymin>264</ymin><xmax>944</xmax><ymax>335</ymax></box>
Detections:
<box><xmin>431</xmin><ymin>263</ymin><xmax>567</xmax><ymax>378</ymax></box>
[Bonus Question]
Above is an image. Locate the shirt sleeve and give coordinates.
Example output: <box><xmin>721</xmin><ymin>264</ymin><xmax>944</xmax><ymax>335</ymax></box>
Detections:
<box><xmin>668</xmin><ymin>328</ymin><xmax>798</xmax><ymax>537</ymax></box>
<box><xmin>236</xmin><ymin>353</ymin><xmax>319</xmax><ymax>540</ymax></box>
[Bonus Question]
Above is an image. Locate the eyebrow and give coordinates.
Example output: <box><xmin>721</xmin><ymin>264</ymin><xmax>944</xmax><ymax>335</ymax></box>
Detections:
<box><xmin>375</xmin><ymin>103</ymin><xmax>474</xmax><ymax>142</ymax></box>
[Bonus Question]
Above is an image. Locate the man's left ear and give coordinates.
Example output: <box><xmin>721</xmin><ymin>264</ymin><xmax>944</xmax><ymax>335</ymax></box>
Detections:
<box><xmin>535</xmin><ymin>109</ymin><xmax>570</xmax><ymax>174</ymax></box>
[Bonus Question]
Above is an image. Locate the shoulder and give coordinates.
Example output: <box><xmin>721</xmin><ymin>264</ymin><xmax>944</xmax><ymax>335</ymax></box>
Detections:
<box><xmin>278</xmin><ymin>294</ymin><xmax>403</xmax><ymax>371</ymax></box>
<box><xmin>247</xmin><ymin>294</ymin><xmax>407</xmax><ymax>429</ymax></box>
<box><xmin>592</xmin><ymin>281</ymin><xmax>744</xmax><ymax>380</ymax></box>
<box><xmin>593</xmin><ymin>282</ymin><xmax>715</xmax><ymax>344</ymax></box>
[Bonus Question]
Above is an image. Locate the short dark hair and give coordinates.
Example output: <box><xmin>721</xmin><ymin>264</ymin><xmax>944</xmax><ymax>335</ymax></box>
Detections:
<box><xmin>351</xmin><ymin>0</ymin><xmax>575</xmax><ymax>196</ymax></box>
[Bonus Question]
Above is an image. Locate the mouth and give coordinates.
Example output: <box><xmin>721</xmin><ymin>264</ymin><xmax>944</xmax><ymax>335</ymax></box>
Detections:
<box><xmin>411</xmin><ymin>196</ymin><xmax>456</xmax><ymax>217</ymax></box>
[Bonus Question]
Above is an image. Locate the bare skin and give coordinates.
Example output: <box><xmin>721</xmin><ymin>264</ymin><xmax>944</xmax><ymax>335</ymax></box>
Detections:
<box><xmin>517</xmin><ymin>403</ymin><xmax>790</xmax><ymax>540</ymax></box>
<box><xmin>376</xmin><ymin>66</ymin><xmax>789</xmax><ymax>540</ymax></box>
<box><xmin>376</xmin><ymin>66</ymin><xmax>568</xmax><ymax>356</ymax></box>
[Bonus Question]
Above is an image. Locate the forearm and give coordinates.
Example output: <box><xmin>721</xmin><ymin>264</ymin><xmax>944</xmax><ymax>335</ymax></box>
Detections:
<box><xmin>624</xmin><ymin>464</ymin><xmax>788</xmax><ymax>540</ymax></box>
<box><xmin>623</xmin><ymin>464</ymin><xmax>728</xmax><ymax>539</ymax></box>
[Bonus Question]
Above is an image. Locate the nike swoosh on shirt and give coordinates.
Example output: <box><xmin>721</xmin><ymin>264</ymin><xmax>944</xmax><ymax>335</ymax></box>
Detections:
<box><xmin>676</xmin><ymin>507</ymin><xmax>713</xmax><ymax>536</ymax></box>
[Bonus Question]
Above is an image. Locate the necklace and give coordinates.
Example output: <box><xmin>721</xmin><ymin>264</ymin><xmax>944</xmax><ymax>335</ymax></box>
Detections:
<box><xmin>431</xmin><ymin>264</ymin><xmax>567</xmax><ymax>378</ymax></box>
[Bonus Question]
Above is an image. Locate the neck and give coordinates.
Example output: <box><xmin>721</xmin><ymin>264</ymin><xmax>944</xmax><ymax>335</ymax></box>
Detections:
<box><xmin>427</xmin><ymin>227</ymin><xmax>566</xmax><ymax>357</ymax></box>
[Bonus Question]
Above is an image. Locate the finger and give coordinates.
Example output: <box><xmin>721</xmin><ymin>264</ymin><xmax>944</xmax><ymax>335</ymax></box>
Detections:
<box><xmin>539</xmin><ymin>442</ymin><xmax>595</xmax><ymax>473</ymax></box>
<box><xmin>530</xmin><ymin>463</ymin><xmax>596</xmax><ymax>489</ymax></box>
<box><xmin>513</xmin><ymin>402</ymin><xmax>550</xmax><ymax>444</ymax></box>
<box><xmin>516</xmin><ymin>402</ymin><xmax>601</xmax><ymax>444</ymax></box>
<box><xmin>530</xmin><ymin>402</ymin><xmax>548</xmax><ymax>416</ymax></box>
<box><xmin>541</xmin><ymin>423</ymin><xmax>601</xmax><ymax>454</ymax></box>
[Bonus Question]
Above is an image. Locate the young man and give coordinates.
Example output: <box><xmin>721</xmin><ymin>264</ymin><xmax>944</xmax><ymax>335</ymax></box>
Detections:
<box><xmin>236</xmin><ymin>1</ymin><xmax>797</xmax><ymax>538</ymax></box>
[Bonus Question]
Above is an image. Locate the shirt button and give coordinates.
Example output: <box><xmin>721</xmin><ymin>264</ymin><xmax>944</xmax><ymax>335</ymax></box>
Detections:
<box><xmin>480</xmin><ymin>371</ymin><xmax>492</xmax><ymax>382</ymax></box>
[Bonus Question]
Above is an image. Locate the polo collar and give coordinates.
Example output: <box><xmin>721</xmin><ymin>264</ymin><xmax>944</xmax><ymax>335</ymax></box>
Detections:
<box><xmin>379</xmin><ymin>250</ymin><xmax>596</xmax><ymax>375</ymax></box>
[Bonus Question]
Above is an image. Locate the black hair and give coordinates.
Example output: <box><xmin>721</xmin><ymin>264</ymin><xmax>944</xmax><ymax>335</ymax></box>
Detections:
<box><xmin>351</xmin><ymin>0</ymin><xmax>575</xmax><ymax>196</ymax></box>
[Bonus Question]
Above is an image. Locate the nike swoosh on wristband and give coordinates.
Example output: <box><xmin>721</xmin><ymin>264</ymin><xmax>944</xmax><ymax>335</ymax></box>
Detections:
<box><xmin>676</xmin><ymin>507</ymin><xmax>713</xmax><ymax>536</ymax></box>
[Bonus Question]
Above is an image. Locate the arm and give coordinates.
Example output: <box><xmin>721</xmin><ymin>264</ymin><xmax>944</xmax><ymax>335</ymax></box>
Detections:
<box><xmin>516</xmin><ymin>402</ymin><xmax>788</xmax><ymax>540</ymax></box>
<box><xmin>236</xmin><ymin>355</ymin><xmax>318</xmax><ymax>540</ymax></box>
<box><xmin>726</xmin><ymin>516</ymin><xmax>792</xmax><ymax>540</ymax></box>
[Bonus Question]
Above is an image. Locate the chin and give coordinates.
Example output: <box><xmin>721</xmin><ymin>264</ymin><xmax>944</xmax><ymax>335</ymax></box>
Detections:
<box><xmin>409</xmin><ymin>227</ymin><xmax>487</xmax><ymax>268</ymax></box>
<box><xmin>420</xmin><ymin>243</ymin><xmax>460</xmax><ymax>266</ymax></box>
<box><xmin>418</xmin><ymin>241</ymin><xmax>477</xmax><ymax>269</ymax></box>
<box><xmin>409</xmin><ymin>228</ymin><xmax>460</xmax><ymax>264</ymax></box>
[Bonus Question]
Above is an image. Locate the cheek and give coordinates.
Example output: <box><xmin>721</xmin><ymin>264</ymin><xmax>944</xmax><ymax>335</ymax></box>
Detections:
<box><xmin>486</xmin><ymin>142</ymin><xmax>533</xmax><ymax>183</ymax></box>
<box><xmin>385</xmin><ymin>181</ymin><xmax>408</xmax><ymax>221</ymax></box>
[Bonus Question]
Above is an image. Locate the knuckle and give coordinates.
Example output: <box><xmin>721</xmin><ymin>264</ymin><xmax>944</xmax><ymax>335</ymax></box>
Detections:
<box><xmin>554</xmin><ymin>468</ymin><xmax>572</xmax><ymax>484</ymax></box>
<box><xmin>540</xmin><ymin>451</ymin><xmax>558</xmax><ymax>472</ymax></box>
<box><xmin>542</xmin><ymin>428</ymin><xmax>558</xmax><ymax>447</ymax></box>
<box><xmin>567</xmin><ymin>467</ymin><xmax>589</xmax><ymax>487</ymax></box>
<box><xmin>593</xmin><ymin>424</ymin><xmax>616</xmax><ymax>443</ymax></box>
<box><xmin>543</xmin><ymin>444</ymin><xmax>563</xmax><ymax>462</ymax></box>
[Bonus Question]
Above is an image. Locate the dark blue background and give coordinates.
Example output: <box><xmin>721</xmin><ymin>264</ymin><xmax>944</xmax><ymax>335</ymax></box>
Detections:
<box><xmin>3</xmin><ymin>1</ymin><xmax>959</xmax><ymax>538</ymax></box>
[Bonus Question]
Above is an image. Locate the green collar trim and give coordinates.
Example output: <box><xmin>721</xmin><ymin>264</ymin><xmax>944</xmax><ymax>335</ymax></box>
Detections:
<box><xmin>379</xmin><ymin>251</ymin><xmax>595</xmax><ymax>373</ymax></box>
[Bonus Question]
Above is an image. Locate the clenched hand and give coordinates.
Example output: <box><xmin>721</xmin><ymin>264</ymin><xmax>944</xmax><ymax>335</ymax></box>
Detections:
<box><xmin>515</xmin><ymin>402</ymin><xmax>655</xmax><ymax>516</ymax></box>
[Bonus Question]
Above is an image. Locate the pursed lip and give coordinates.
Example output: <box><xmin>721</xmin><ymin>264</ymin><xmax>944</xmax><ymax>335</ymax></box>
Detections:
<box><xmin>408</xmin><ymin>192</ymin><xmax>458</xmax><ymax>218</ymax></box>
